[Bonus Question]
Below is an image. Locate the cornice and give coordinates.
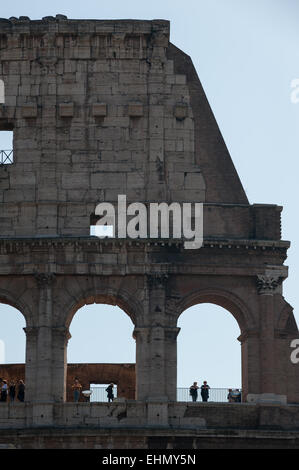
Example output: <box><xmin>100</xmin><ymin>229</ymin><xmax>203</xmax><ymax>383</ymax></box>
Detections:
<box><xmin>0</xmin><ymin>236</ymin><xmax>290</xmax><ymax>252</ymax></box>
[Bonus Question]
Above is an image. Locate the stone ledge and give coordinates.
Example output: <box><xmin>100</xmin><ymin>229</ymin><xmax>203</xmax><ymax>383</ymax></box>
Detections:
<box><xmin>0</xmin><ymin>18</ymin><xmax>170</xmax><ymax>36</ymax></box>
<box><xmin>0</xmin><ymin>402</ymin><xmax>299</xmax><ymax>432</ymax></box>
<box><xmin>0</xmin><ymin>236</ymin><xmax>290</xmax><ymax>249</ymax></box>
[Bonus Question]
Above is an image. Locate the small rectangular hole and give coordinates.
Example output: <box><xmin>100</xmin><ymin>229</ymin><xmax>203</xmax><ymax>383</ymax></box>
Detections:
<box><xmin>0</xmin><ymin>130</ymin><xmax>13</xmax><ymax>164</ymax></box>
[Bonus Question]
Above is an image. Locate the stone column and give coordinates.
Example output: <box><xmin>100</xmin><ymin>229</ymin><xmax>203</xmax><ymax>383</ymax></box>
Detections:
<box><xmin>34</xmin><ymin>273</ymin><xmax>55</xmax><ymax>402</ymax></box>
<box><xmin>164</xmin><ymin>327</ymin><xmax>180</xmax><ymax>401</ymax></box>
<box><xmin>147</xmin><ymin>274</ymin><xmax>169</xmax><ymax>401</ymax></box>
<box><xmin>23</xmin><ymin>326</ymin><xmax>38</xmax><ymax>402</ymax></box>
<box><xmin>133</xmin><ymin>326</ymin><xmax>151</xmax><ymax>401</ymax></box>
<box><xmin>257</xmin><ymin>273</ymin><xmax>281</xmax><ymax>396</ymax></box>
<box><xmin>134</xmin><ymin>273</ymin><xmax>175</xmax><ymax>401</ymax></box>
<box><xmin>237</xmin><ymin>329</ymin><xmax>260</xmax><ymax>400</ymax></box>
<box><xmin>52</xmin><ymin>327</ymin><xmax>71</xmax><ymax>402</ymax></box>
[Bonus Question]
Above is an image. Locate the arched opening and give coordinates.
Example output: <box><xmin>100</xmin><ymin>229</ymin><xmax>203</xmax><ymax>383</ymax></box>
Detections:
<box><xmin>177</xmin><ymin>299</ymin><xmax>244</xmax><ymax>403</ymax></box>
<box><xmin>66</xmin><ymin>303</ymin><xmax>136</xmax><ymax>402</ymax></box>
<box><xmin>0</xmin><ymin>303</ymin><xmax>26</xmax><ymax>403</ymax></box>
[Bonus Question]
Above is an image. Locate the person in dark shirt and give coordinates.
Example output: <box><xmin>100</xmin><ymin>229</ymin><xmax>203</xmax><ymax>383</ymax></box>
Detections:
<box><xmin>17</xmin><ymin>380</ymin><xmax>25</xmax><ymax>402</ymax></box>
<box><xmin>0</xmin><ymin>380</ymin><xmax>8</xmax><ymax>402</ymax></box>
<box><xmin>189</xmin><ymin>382</ymin><xmax>199</xmax><ymax>402</ymax></box>
<box><xmin>106</xmin><ymin>383</ymin><xmax>114</xmax><ymax>402</ymax></box>
<box><xmin>9</xmin><ymin>381</ymin><xmax>16</xmax><ymax>402</ymax></box>
<box><xmin>201</xmin><ymin>381</ymin><xmax>210</xmax><ymax>402</ymax></box>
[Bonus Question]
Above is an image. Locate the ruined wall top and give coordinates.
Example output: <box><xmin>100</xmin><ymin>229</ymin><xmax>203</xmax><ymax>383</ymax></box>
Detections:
<box><xmin>0</xmin><ymin>16</ymin><xmax>169</xmax><ymax>34</ymax></box>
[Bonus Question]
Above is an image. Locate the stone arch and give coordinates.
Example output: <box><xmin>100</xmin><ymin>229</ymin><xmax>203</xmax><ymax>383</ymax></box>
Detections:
<box><xmin>176</xmin><ymin>287</ymin><xmax>256</xmax><ymax>334</ymax></box>
<box><xmin>0</xmin><ymin>287</ymin><xmax>32</xmax><ymax>327</ymax></box>
<box><xmin>175</xmin><ymin>287</ymin><xmax>255</xmax><ymax>399</ymax></box>
<box><xmin>55</xmin><ymin>280</ymin><xmax>140</xmax><ymax>402</ymax></box>
<box><xmin>60</xmin><ymin>282</ymin><xmax>142</xmax><ymax>330</ymax></box>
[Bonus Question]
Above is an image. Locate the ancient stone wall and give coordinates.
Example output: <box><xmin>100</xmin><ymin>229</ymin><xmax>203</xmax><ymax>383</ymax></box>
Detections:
<box><xmin>0</xmin><ymin>17</ymin><xmax>298</xmax><ymax>442</ymax></box>
<box><xmin>0</xmin><ymin>17</ymin><xmax>205</xmax><ymax>238</ymax></box>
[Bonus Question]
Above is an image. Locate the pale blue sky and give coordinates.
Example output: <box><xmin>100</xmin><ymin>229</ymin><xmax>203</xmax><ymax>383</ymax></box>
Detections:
<box><xmin>0</xmin><ymin>0</ymin><xmax>298</xmax><ymax>389</ymax></box>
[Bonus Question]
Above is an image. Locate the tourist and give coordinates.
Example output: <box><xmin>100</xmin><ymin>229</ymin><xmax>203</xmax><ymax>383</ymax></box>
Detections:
<box><xmin>1</xmin><ymin>380</ymin><xmax>8</xmax><ymax>402</ymax></box>
<box><xmin>106</xmin><ymin>383</ymin><xmax>114</xmax><ymax>402</ymax></box>
<box><xmin>72</xmin><ymin>378</ymin><xmax>82</xmax><ymax>402</ymax></box>
<box><xmin>9</xmin><ymin>381</ymin><xmax>16</xmax><ymax>402</ymax></box>
<box><xmin>17</xmin><ymin>380</ymin><xmax>25</xmax><ymax>402</ymax></box>
<box><xmin>227</xmin><ymin>389</ymin><xmax>234</xmax><ymax>403</ymax></box>
<box><xmin>200</xmin><ymin>381</ymin><xmax>210</xmax><ymax>402</ymax></box>
<box><xmin>235</xmin><ymin>389</ymin><xmax>242</xmax><ymax>402</ymax></box>
<box><xmin>189</xmin><ymin>382</ymin><xmax>199</xmax><ymax>402</ymax></box>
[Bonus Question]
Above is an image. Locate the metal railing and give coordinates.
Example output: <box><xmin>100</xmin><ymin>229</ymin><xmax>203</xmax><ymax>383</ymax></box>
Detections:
<box><xmin>0</xmin><ymin>150</ymin><xmax>13</xmax><ymax>165</ymax></box>
<box><xmin>177</xmin><ymin>387</ymin><xmax>242</xmax><ymax>403</ymax></box>
<box><xmin>88</xmin><ymin>386</ymin><xmax>241</xmax><ymax>403</ymax></box>
<box><xmin>90</xmin><ymin>385</ymin><xmax>118</xmax><ymax>402</ymax></box>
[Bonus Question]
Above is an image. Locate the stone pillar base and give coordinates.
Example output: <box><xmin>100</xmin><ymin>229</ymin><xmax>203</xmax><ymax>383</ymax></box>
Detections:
<box><xmin>31</xmin><ymin>403</ymin><xmax>54</xmax><ymax>427</ymax></box>
<box><xmin>247</xmin><ymin>393</ymin><xmax>287</xmax><ymax>405</ymax></box>
<box><xmin>147</xmin><ymin>402</ymin><xmax>168</xmax><ymax>426</ymax></box>
<box><xmin>147</xmin><ymin>396</ymin><xmax>169</xmax><ymax>402</ymax></box>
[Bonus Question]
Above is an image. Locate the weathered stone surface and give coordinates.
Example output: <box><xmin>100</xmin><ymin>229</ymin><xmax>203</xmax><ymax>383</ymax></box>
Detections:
<box><xmin>21</xmin><ymin>104</ymin><xmax>37</xmax><ymax>118</ymax></box>
<box><xmin>0</xmin><ymin>17</ymin><xmax>297</xmax><ymax>448</ymax></box>
<box><xmin>92</xmin><ymin>103</ymin><xmax>107</xmax><ymax>117</ymax></box>
<box><xmin>59</xmin><ymin>102</ymin><xmax>74</xmax><ymax>117</ymax></box>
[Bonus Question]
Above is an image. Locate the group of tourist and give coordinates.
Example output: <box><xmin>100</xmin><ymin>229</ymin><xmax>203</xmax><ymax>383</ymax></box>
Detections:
<box><xmin>189</xmin><ymin>381</ymin><xmax>242</xmax><ymax>403</ymax></box>
<box><xmin>189</xmin><ymin>381</ymin><xmax>210</xmax><ymax>402</ymax></box>
<box><xmin>0</xmin><ymin>379</ymin><xmax>25</xmax><ymax>403</ymax></box>
<box><xmin>227</xmin><ymin>388</ymin><xmax>242</xmax><ymax>403</ymax></box>
<box><xmin>71</xmin><ymin>378</ymin><xmax>242</xmax><ymax>403</ymax></box>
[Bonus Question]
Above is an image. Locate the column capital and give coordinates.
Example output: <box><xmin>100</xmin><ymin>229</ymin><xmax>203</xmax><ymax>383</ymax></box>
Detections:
<box><xmin>34</xmin><ymin>272</ymin><xmax>56</xmax><ymax>289</ymax></box>
<box><xmin>133</xmin><ymin>326</ymin><xmax>150</xmax><ymax>343</ymax></box>
<box><xmin>164</xmin><ymin>327</ymin><xmax>180</xmax><ymax>342</ymax></box>
<box><xmin>256</xmin><ymin>274</ymin><xmax>281</xmax><ymax>295</ymax></box>
<box><xmin>23</xmin><ymin>326</ymin><xmax>38</xmax><ymax>338</ymax></box>
<box><xmin>52</xmin><ymin>326</ymin><xmax>71</xmax><ymax>343</ymax></box>
<box><xmin>238</xmin><ymin>328</ymin><xmax>260</xmax><ymax>343</ymax></box>
<box><xmin>133</xmin><ymin>325</ymin><xmax>180</xmax><ymax>342</ymax></box>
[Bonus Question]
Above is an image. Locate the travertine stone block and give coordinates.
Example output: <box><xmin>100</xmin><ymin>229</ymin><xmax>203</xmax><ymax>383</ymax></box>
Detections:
<box><xmin>21</xmin><ymin>104</ymin><xmax>37</xmax><ymax>118</ymax></box>
<box><xmin>128</xmin><ymin>102</ymin><xmax>144</xmax><ymax>117</ymax></box>
<box><xmin>92</xmin><ymin>103</ymin><xmax>107</xmax><ymax>117</ymax></box>
<box><xmin>59</xmin><ymin>102</ymin><xmax>74</xmax><ymax>117</ymax></box>
<box><xmin>174</xmin><ymin>103</ymin><xmax>188</xmax><ymax>121</ymax></box>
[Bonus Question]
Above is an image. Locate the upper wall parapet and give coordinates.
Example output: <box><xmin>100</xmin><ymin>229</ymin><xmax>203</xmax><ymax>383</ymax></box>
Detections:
<box><xmin>0</xmin><ymin>17</ymin><xmax>170</xmax><ymax>60</ymax></box>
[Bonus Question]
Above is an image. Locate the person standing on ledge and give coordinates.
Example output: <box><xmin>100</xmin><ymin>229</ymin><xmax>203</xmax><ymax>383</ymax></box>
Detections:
<box><xmin>201</xmin><ymin>381</ymin><xmax>210</xmax><ymax>402</ymax></box>
<box><xmin>9</xmin><ymin>381</ymin><xmax>16</xmax><ymax>402</ymax></box>
<box><xmin>0</xmin><ymin>380</ymin><xmax>8</xmax><ymax>402</ymax></box>
<box><xmin>72</xmin><ymin>378</ymin><xmax>82</xmax><ymax>402</ymax></box>
<box><xmin>106</xmin><ymin>383</ymin><xmax>114</xmax><ymax>403</ymax></box>
<box><xmin>17</xmin><ymin>380</ymin><xmax>25</xmax><ymax>402</ymax></box>
<box><xmin>189</xmin><ymin>382</ymin><xmax>199</xmax><ymax>402</ymax></box>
